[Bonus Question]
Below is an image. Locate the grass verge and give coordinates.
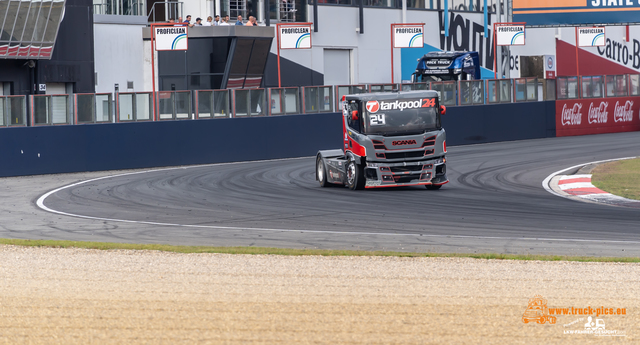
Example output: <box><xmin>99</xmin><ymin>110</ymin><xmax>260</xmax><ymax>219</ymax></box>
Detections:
<box><xmin>1</xmin><ymin>238</ymin><xmax>638</xmax><ymax>262</ymax></box>
<box><xmin>592</xmin><ymin>158</ymin><xmax>640</xmax><ymax>200</ymax></box>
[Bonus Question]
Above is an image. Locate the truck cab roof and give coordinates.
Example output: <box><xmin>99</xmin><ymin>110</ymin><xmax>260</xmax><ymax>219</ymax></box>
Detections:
<box><xmin>344</xmin><ymin>90</ymin><xmax>439</xmax><ymax>102</ymax></box>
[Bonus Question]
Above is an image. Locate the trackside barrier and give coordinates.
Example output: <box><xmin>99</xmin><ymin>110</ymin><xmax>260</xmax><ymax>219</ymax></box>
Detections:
<box><xmin>301</xmin><ymin>86</ymin><xmax>334</xmax><ymax>113</ymax></box>
<box><xmin>369</xmin><ymin>84</ymin><xmax>399</xmax><ymax>93</ymax></box>
<box><xmin>430</xmin><ymin>81</ymin><xmax>457</xmax><ymax>106</ymax></box>
<box><xmin>514</xmin><ymin>78</ymin><xmax>538</xmax><ymax>102</ymax></box>
<box><xmin>194</xmin><ymin>90</ymin><xmax>230</xmax><ymax>118</ymax></box>
<box><xmin>117</xmin><ymin>92</ymin><xmax>153</xmax><ymax>122</ymax></box>
<box><xmin>74</xmin><ymin>93</ymin><xmax>113</xmax><ymax>124</ymax></box>
<box><xmin>268</xmin><ymin>87</ymin><xmax>300</xmax><ymax>116</ymax></box>
<box><xmin>335</xmin><ymin>85</ymin><xmax>367</xmax><ymax>110</ymax></box>
<box><xmin>158</xmin><ymin>91</ymin><xmax>192</xmax><ymax>120</ymax></box>
<box><xmin>29</xmin><ymin>94</ymin><xmax>71</xmax><ymax>126</ymax></box>
<box><xmin>486</xmin><ymin>79</ymin><xmax>513</xmax><ymax>103</ymax></box>
<box><xmin>400</xmin><ymin>82</ymin><xmax>429</xmax><ymax>91</ymax></box>
<box><xmin>231</xmin><ymin>88</ymin><xmax>267</xmax><ymax>117</ymax></box>
<box><xmin>0</xmin><ymin>95</ymin><xmax>27</xmax><ymax>127</ymax></box>
<box><xmin>459</xmin><ymin>80</ymin><xmax>484</xmax><ymax>105</ymax></box>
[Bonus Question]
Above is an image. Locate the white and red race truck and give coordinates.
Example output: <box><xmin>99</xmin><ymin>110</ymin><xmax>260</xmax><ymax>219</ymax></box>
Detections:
<box><xmin>316</xmin><ymin>90</ymin><xmax>448</xmax><ymax>190</ymax></box>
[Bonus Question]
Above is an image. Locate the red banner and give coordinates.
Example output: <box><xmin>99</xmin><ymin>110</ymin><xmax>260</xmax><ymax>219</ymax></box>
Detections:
<box><xmin>556</xmin><ymin>97</ymin><xmax>640</xmax><ymax>137</ymax></box>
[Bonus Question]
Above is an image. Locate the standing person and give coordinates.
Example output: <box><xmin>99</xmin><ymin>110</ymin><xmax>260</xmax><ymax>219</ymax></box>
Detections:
<box><xmin>184</xmin><ymin>15</ymin><xmax>194</xmax><ymax>27</ymax></box>
<box><xmin>219</xmin><ymin>15</ymin><xmax>230</xmax><ymax>26</ymax></box>
<box><xmin>245</xmin><ymin>16</ymin><xmax>257</xmax><ymax>26</ymax></box>
<box><xmin>213</xmin><ymin>15</ymin><xmax>220</xmax><ymax>25</ymax></box>
<box><xmin>194</xmin><ymin>17</ymin><xmax>203</xmax><ymax>26</ymax></box>
<box><xmin>235</xmin><ymin>15</ymin><xmax>243</xmax><ymax>25</ymax></box>
<box><xmin>203</xmin><ymin>16</ymin><xmax>213</xmax><ymax>26</ymax></box>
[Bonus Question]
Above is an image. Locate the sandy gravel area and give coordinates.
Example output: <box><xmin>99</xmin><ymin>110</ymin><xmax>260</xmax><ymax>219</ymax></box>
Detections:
<box><xmin>0</xmin><ymin>245</ymin><xmax>638</xmax><ymax>344</ymax></box>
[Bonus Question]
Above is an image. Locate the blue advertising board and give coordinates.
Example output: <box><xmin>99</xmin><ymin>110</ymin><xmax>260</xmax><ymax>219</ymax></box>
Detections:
<box><xmin>513</xmin><ymin>0</ymin><xmax>640</xmax><ymax>26</ymax></box>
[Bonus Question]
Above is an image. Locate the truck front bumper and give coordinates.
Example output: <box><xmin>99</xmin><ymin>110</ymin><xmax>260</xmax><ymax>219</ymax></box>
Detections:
<box><xmin>363</xmin><ymin>157</ymin><xmax>448</xmax><ymax>188</ymax></box>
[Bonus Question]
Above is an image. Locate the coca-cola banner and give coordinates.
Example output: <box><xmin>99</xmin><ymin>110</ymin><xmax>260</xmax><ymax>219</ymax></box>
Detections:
<box><xmin>556</xmin><ymin>97</ymin><xmax>640</xmax><ymax>137</ymax></box>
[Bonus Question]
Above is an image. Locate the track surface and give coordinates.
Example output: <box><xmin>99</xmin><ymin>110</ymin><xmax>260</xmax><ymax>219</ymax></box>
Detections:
<box><xmin>26</xmin><ymin>132</ymin><xmax>640</xmax><ymax>256</ymax></box>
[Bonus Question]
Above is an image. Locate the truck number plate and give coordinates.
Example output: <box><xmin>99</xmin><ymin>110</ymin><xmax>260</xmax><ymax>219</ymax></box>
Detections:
<box><xmin>370</xmin><ymin>114</ymin><xmax>386</xmax><ymax>126</ymax></box>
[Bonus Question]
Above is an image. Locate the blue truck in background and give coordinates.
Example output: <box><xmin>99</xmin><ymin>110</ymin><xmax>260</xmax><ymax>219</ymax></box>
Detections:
<box><xmin>411</xmin><ymin>51</ymin><xmax>481</xmax><ymax>82</ymax></box>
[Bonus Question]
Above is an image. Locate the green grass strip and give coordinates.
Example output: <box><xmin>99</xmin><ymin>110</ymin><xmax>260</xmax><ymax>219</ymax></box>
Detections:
<box><xmin>592</xmin><ymin>157</ymin><xmax>640</xmax><ymax>200</ymax></box>
<box><xmin>1</xmin><ymin>238</ymin><xmax>638</xmax><ymax>262</ymax></box>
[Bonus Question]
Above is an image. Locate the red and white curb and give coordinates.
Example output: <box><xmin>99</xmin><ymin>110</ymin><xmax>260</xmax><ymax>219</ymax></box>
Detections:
<box><xmin>543</xmin><ymin>157</ymin><xmax>640</xmax><ymax>209</ymax></box>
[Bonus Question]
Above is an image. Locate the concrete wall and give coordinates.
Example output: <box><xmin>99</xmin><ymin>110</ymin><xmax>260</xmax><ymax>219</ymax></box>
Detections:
<box><xmin>0</xmin><ymin>101</ymin><xmax>556</xmax><ymax>177</ymax></box>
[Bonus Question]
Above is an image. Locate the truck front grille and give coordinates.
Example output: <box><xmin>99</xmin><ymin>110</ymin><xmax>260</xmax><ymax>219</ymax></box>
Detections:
<box><xmin>385</xmin><ymin>150</ymin><xmax>430</xmax><ymax>160</ymax></box>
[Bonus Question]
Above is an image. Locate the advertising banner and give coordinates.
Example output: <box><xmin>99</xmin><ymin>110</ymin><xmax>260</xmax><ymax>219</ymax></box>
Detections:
<box><xmin>279</xmin><ymin>25</ymin><xmax>312</xmax><ymax>49</ymax></box>
<box><xmin>154</xmin><ymin>26</ymin><xmax>188</xmax><ymax>51</ymax></box>
<box><xmin>556</xmin><ymin>97</ymin><xmax>640</xmax><ymax>137</ymax></box>
<box><xmin>393</xmin><ymin>25</ymin><xmax>424</xmax><ymax>48</ymax></box>
<box><xmin>513</xmin><ymin>0</ymin><xmax>640</xmax><ymax>26</ymax></box>
<box><xmin>578</xmin><ymin>27</ymin><xmax>605</xmax><ymax>47</ymax></box>
<box><xmin>496</xmin><ymin>24</ymin><xmax>526</xmax><ymax>46</ymax></box>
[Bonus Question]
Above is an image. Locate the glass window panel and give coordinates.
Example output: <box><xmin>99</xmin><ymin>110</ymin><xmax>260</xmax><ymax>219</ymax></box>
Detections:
<box><xmin>499</xmin><ymin>80</ymin><xmax>512</xmax><ymax>102</ymax></box>
<box><xmin>197</xmin><ymin>91</ymin><xmax>213</xmax><ymax>118</ymax></box>
<box><xmin>9</xmin><ymin>96</ymin><xmax>25</xmax><ymax>125</ymax></box>
<box><xmin>12</xmin><ymin>2</ymin><xmax>31</xmax><ymax>42</ymax></box>
<box><xmin>175</xmin><ymin>91</ymin><xmax>191</xmax><ymax>119</ymax></box>
<box><xmin>364</xmin><ymin>0</ymin><xmax>395</xmax><ymax>8</ymax></box>
<box><xmin>592</xmin><ymin>76</ymin><xmax>603</xmax><ymax>98</ymax></box>
<box><xmin>581</xmin><ymin>77</ymin><xmax>591</xmax><ymax>98</ymax></box>
<box><xmin>566</xmin><ymin>77</ymin><xmax>578</xmax><ymax>99</ymax></box>
<box><xmin>118</xmin><ymin>94</ymin><xmax>134</xmax><ymax>121</ymax></box>
<box><xmin>95</xmin><ymin>94</ymin><xmax>112</xmax><ymax>122</ymax></box>
<box><xmin>487</xmin><ymin>81</ymin><xmax>498</xmax><ymax>102</ymax></box>
<box><xmin>630</xmin><ymin>75</ymin><xmax>640</xmax><ymax>96</ymax></box>
<box><xmin>472</xmin><ymin>80</ymin><xmax>484</xmax><ymax>104</ymax></box>
<box><xmin>2</xmin><ymin>1</ymin><xmax>19</xmax><ymax>41</ymax></box>
<box><xmin>22</xmin><ymin>1</ymin><xmax>41</xmax><ymax>42</ymax></box>
<box><xmin>76</xmin><ymin>94</ymin><xmax>94</xmax><ymax>123</ymax></box>
<box><xmin>284</xmin><ymin>88</ymin><xmax>298</xmax><ymax>114</ymax></box>
<box><xmin>33</xmin><ymin>1</ymin><xmax>51</xmax><ymax>42</ymax></box>
<box><xmin>305</xmin><ymin>87</ymin><xmax>318</xmax><ymax>113</ymax></box>
<box><xmin>234</xmin><ymin>90</ymin><xmax>249</xmax><ymax>117</ymax></box>
<box><xmin>33</xmin><ymin>95</ymin><xmax>48</xmax><ymax>124</ymax></box>
<box><xmin>250</xmin><ymin>89</ymin><xmax>265</xmax><ymax>116</ymax></box>
<box><xmin>213</xmin><ymin>90</ymin><xmax>229</xmax><ymax>117</ymax></box>
<box><xmin>135</xmin><ymin>93</ymin><xmax>151</xmax><ymax>121</ymax></box>
<box><xmin>158</xmin><ymin>92</ymin><xmax>175</xmax><ymax>120</ymax></box>
<box><xmin>270</xmin><ymin>89</ymin><xmax>283</xmax><ymax>114</ymax></box>
<box><xmin>321</xmin><ymin>87</ymin><xmax>333</xmax><ymax>111</ymax></box>
<box><xmin>50</xmin><ymin>95</ymin><xmax>68</xmax><ymax>124</ymax></box>
<box><xmin>0</xmin><ymin>98</ymin><xmax>5</xmax><ymax>126</ymax></box>
<box><xmin>459</xmin><ymin>81</ymin><xmax>471</xmax><ymax>104</ymax></box>
<box><xmin>605</xmin><ymin>75</ymin><xmax>615</xmax><ymax>97</ymax></box>
<box><xmin>43</xmin><ymin>0</ymin><xmax>65</xmax><ymax>43</ymax></box>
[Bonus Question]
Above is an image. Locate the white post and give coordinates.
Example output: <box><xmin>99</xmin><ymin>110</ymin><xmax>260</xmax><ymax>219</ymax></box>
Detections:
<box><xmin>402</xmin><ymin>0</ymin><xmax>407</xmax><ymax>23</ymax></box>
<box><xmin>496</xmin><ymin>0</ymin><xmax>502</xmax><ymax>79</ymax></box>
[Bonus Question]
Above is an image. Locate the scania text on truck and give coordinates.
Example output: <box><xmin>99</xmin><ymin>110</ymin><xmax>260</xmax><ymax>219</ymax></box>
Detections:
<box><xmin>316</xmin><ymin>90</ymin><xmax>448</xmax><ymax>190</ymax></box>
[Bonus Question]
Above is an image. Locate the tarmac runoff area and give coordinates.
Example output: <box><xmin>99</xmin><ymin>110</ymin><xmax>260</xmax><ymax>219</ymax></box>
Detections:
<box><xmin>0</xmin><ymin>245</ymin><xmax>638</xmax><ymax>344</ymax></box>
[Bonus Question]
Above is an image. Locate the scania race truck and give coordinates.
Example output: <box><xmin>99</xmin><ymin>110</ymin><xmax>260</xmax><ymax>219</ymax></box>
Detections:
<box><xmin>411</xmin><ymin>51</ymin><xmax>480</xmax><ymax>82</ymax></box>
<box><xmin>316</xmin><ymin>90</ymin><xmax>448</xmax><ymax>190</ymax></box>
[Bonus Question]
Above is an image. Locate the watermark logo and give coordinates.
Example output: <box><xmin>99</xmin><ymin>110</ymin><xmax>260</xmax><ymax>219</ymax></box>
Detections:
<box><xmin>522</xmin><ymin>295</ymin><xmax>557</xmax><ymax>325</ymax></box>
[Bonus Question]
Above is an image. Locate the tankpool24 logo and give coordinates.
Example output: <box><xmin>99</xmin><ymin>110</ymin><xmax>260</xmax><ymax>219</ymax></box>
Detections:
<box><xmin>366</xmin><ymin>99</ymin><xmax>436</xmax><ymax>113</ymax></box>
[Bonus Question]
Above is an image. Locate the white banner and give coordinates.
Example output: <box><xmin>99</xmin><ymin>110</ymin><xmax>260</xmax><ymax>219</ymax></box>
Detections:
<box><xmin>393</xmin><ymin>25</ymin><xmax>424</xmax><ymax>48</ymax></box>
<box><xmin>155</xmin><ymin>26</ymin><xmax>188</xmax><ymax>51</ymax></box>
<box><xmin>279</xmin><ymin>25</ymin><xmax>312</xmax><ymax>49</ymax></box>
<box><xmin>578</xmin><ymin>27</ymin><xmax>606</xmax><ymax>47</ymax></box>
<box><xmin>496</xmin><ymin>25</ymin><xmax>525</xmax><ymax>46</ymax></box>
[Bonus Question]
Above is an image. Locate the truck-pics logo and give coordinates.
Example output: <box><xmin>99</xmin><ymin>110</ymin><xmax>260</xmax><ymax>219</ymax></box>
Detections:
<box><xmin>392</xmin><ymin>139</ymin><xmax>417</xmax><ymax>146</ymax></box>
<box><xmin>366</xmin><ymin>101</ymin><xmax>380</xmax><ymax>113</ymax></box>
<box><xmin>588</xmin><ymin>102</ymin><xmax>608</xmax><ymax>124</ymax></box>
<box><xmin>368</xmin><ymin>98</ymin><xmax>436</xmax><ymax>113</ymax></box>
<box><xmin>613</xmin><ymin>100</ymin><xmax>634</xmax><ymax>122</ymax></box>
<box><xmin>522</xmin><ymin>295</ymin><xmax>557</xmax><ymax>325</ymax></box>
<box><xmin>561</xmin><ymin>103</ymin><xmax>583</xmax><ymax>125</ymax></box>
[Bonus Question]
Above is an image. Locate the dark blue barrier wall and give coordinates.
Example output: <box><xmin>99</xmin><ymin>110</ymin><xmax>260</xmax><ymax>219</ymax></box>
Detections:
<box><xmin>0</xmin><ymin>113</ymin><xmax>343</xmax><ymax>178</ymax></box>
<box><xmin>0</xmin><ymin>102</ymin><xmax>556</xmax><ymax>177</ymax></box>
<box><xmin>444</xmin><ymin>101</ymin><xmax>556</xmax><ymax>145</ymax></box>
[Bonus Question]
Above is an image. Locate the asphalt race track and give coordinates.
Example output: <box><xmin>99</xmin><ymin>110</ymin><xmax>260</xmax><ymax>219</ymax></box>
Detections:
<box><xmin>32</xmin><ymin>131</ymin><xmax>640</xmax><ymax>257</ymax></box>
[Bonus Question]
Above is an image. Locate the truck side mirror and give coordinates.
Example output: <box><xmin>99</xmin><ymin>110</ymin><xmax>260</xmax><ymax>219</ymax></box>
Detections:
<box><xmin>351</xmin><ymin>110</ymin><xmax>359</xmax><ymax>120</ymax></box>
<box><xmin>440</xmin><ymin>105</ymin><xmax>446</xmax><ymax>115</ymax></box>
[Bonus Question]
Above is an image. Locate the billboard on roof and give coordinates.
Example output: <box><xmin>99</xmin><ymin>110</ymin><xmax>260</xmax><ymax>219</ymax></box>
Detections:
<box><xmin>513</xmin><ymin>0</ymin><xmax>640</xmax><ymax>27</ymax></box>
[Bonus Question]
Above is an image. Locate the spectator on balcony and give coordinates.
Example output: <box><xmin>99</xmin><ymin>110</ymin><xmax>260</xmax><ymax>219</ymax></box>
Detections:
<box><xmin>219</xmin><ymin>15</ymin><xmax>230</xmax><ymax>25</ymax></box>
<box><xmin>203</xmin><ymin>16</ymin><xmax>213</xmax><ymax>26</ymax></box>
<box><xmin>195</xmin><ymin>17</ymin><xmax>203</xmax><ymax>26</ymax></box>
<box><xmin>245</xmin><ymin>16</ymin><xmax>257</xmax><ymax>26</ymax></box>
<box><xmin>214</xmin><ymin>15</ymin><xmax>220</xmax><ymax>25</ymax></box>
<box><xmin>184</xmin><ymin>15</ymin><xmax>194</xmax><ymax>27</ymax></box>
<box><xmin>235</xmin><ymin>15</ymin><xmax>243</xmax><ymax>25</ymax></box>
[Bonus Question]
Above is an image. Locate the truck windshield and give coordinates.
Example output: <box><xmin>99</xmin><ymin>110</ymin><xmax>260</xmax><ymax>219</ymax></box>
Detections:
<box><xmin>363</xmin><ymin>98</ymin><xmax>440</xmax><ymax>136</ymax></box>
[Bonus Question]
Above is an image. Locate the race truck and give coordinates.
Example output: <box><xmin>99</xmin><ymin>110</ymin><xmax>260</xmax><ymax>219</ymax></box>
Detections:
<box><xmin>411</xmin><ymin>51</ymin><xmax>480</xmax><ymax>82</ymax></box>
<box><xmin>316</xmin><ymin>90</ymin><xmax>448</xmax><ymax>190</ymax></box>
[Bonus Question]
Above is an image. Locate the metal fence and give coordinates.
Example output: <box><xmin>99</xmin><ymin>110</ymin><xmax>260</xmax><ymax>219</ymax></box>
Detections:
<box><xmin>4</xmin><ymin>74</ymin><xmax>640</xmax><ymax>128</ymax></box>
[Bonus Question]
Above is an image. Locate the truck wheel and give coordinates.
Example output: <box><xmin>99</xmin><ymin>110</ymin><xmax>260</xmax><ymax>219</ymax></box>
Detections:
<box><xmin>346</xmin><ymin>160</ymin><xmax>365</xmax><ymax>190</ymax></box>
<box><xmin>426</xmin><ymin>184</ymin><xmax>442</xmax><ymax>190</ymax></box>
<box><xmin>317</xmin><ymin>156</ymin><xmax>330</xmax><ymax>187</ymax></box>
